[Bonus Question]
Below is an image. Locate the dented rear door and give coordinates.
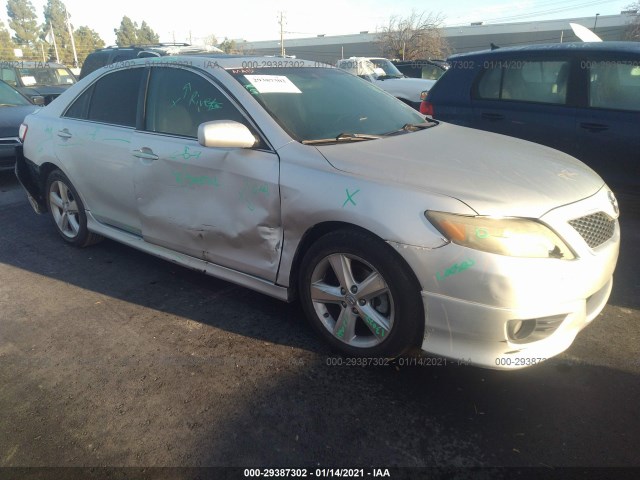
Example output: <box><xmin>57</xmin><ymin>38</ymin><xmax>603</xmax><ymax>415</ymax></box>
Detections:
<box><xmin>131</xmin><ymin>66</ymin><xmax>282</xmax><ymax>282</ymax></box>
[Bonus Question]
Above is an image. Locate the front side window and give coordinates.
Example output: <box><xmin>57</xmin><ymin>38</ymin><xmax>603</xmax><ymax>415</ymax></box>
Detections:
<box><xmin>87</xmin><ymin>68</ymin><xmax>143</xmax><ymax>127</ymax></box>
<box><xmin>369</xmin><ymin>59</ymin><xmax>404</xmax><ymax>79</ymax></box>
<box><xmin>589</xmin><ymin>60</ymin><xmax>640</xmax><ymax>111</ymax></box>
<box><xmin>145</xmin><ymin>67</ymin><xmax>247</xmax><ymax>138</ymax></box>
<box><xmin>475</xmin><ymin>60</ymin><xmax>569</xmax><ymax>105</ymax></box>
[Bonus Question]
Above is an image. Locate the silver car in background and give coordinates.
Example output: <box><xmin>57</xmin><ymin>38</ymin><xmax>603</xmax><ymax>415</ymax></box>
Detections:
<box><xmin>16</xmin><ymin>56</ymin><xmax>620</xmax><ymax>369</ymax></box>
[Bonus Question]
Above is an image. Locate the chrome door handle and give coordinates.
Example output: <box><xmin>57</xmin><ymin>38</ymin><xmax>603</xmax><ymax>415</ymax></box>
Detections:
<box><xmin>132</xmin><ymin>148</ymin><xmax>159</xmax><ymax>161</ymax></box>
<box><xmin>57</xmin><ymin>129</ymin><xmax>72</xmax><ymax>139</ymax></box>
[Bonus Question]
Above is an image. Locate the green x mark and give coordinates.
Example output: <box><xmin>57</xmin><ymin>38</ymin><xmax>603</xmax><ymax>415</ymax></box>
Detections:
<box><xmin>342</xmin><ymin>188</ymin><xmax>360</xmax><ymax>207</ymax></box>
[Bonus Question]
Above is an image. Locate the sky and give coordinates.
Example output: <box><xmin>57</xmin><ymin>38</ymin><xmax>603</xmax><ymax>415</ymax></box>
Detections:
<box><xmin>1</xmin><ymin>0</ymin><xmax>633</xmax><ymax>46</ymax></box>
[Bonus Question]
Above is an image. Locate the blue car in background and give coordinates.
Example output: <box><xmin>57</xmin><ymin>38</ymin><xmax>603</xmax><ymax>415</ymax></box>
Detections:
<box><xmin>422</xmin><ymin>42</ymin><xmax>640</xmax><ymax>197</ymax></box>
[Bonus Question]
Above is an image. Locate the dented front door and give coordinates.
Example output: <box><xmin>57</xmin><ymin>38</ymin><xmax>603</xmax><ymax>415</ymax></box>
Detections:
<box><xmin>131</xmin><ymin>66</ymin><xmax>282</xmax><ymax>282</ymax></box>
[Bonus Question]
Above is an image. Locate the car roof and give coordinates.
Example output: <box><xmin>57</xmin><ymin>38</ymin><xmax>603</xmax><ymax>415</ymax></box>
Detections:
<box><xmin>146</xmin><ymin>55</ymin><xmax>332</xmax><ymax>69</ymax></box>
<box><xmin>449</xmin><ymin>41</ymin><xmax>640</xmax><ymax>59</ymax></box>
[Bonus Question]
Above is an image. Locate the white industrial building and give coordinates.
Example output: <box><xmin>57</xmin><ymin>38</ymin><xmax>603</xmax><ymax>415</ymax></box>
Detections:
<box><xmin>241</xmin><ymin>12</ymin><xmax>639</xmax><ymax>63</ymax></box>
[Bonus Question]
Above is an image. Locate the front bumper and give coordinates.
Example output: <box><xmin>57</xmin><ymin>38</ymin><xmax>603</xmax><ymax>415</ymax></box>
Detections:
<box><xmin>391</xmin><ymin>186</ymin><xmax>620</xmax><ymax>370</ymax></box>
<box><xmin>0</xmin><ymin>137</ymin><xmax>21</xmax><ymax>171</ymax></box>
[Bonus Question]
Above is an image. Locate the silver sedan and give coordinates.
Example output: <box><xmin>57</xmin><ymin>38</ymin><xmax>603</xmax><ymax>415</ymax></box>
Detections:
<box><xmin>16</xmin><ymin>56</ymin><xmax>620</xmax><ymax>369</ymax></box>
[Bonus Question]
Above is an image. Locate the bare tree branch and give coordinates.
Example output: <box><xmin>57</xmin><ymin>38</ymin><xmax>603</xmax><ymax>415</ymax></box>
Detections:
<box><xmin>377</xmin><ymin>11</ymin><xmax>450</xmax><ymax>61</ymax></box>
<box><xmin>623</xmin><ymin>2</ymin><xmax>640</xmax><ymax>40</ymax></box>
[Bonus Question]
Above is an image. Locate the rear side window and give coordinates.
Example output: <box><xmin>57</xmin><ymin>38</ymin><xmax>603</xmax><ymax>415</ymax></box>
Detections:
<box><xmin>589</xmin><ymin>61</ymin><xmax>640</xmax><ymax>112</ymax></box>
<box><xmin>86</xmin><ymin>68</ymin><xmax>143</xmax><ymax>127</ymax></box>
<box><xmin>475</xmin><ymin>60</ymin><xmax>569</xmax><ymax>105</ymax></box>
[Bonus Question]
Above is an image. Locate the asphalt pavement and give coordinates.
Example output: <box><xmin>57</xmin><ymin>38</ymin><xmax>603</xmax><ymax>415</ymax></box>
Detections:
<box><xmin>1</xmin><ymin>170</ymin><xmax>639</xmax><ymax>477</ymax></box>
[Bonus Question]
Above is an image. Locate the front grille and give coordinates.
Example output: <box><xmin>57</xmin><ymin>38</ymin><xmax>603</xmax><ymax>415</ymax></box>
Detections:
<box><xmin>569</xmin><ymin>212</ymin><xmax>616</xmax><ymax>249</ymax></box>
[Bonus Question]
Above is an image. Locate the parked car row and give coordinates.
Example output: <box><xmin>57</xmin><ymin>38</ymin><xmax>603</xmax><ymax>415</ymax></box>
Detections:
<box><xmin>13</xmin><ymin>54</ymin><xmax>619</xmax><ymax>370</ymax></box>
<box><xmin>0</xmin><ymin>61</ymin><xmax>77</xmax><ymax>105</ymax></box>
<box><xmin>335</xmin><ymin>57</ymin><xmax>437</xmax><ymax>109</ymax></box>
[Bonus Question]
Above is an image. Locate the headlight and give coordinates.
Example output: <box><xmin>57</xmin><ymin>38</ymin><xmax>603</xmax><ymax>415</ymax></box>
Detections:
<box><xmin>425</xmin><ymin>211</ymin><xmax>575</xmax><ymax>259</ymax></box>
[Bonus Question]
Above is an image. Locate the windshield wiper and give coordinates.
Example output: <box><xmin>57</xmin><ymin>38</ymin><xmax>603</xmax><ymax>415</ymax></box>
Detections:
<box><xmin>302</xmin><ymin>132</ymin><xmax>381</xmax><ymax>145</ymax></box>
<box><xmin>383</xmin><ymin>122</ymin><xmax>437</xmax><ymax>136</ymax></box>
<box><xmin>377</xmin><ymin>74</ymin><xmax>404</xmax><ymax>80</ymax></box>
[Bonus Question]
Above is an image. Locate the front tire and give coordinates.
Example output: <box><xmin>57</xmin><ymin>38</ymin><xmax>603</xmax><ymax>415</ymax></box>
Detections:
<box><xmin>299</xmin><ymin>229</ymin><xmax>424</xmax><ymax>357</ymax></box>
<box><xmin>45</xmin><ymin>170</ymin><xmax>102</xmax><ymax>247</ymax></box>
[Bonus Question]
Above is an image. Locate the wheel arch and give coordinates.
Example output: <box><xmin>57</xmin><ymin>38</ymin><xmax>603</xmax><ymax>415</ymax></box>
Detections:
<box><xmin>286</xmin><ymin>221</ymin><xmax>424</xmax><ymax>303</ymax></box>
<box><xmin>16</xmin><ymin>157</ymin><xmax>62</xmax><ymax>214</ymax></box>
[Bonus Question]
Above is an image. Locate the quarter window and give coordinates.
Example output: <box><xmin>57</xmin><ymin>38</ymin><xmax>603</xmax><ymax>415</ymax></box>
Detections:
<box><xmin>589</xmin><ymin>61</ymin><xmax>640</xmax><ymax>111</ymax></box>
<box><xmin>476</xmin><ymin>60</ymin><xmax>569</xmax><ymax>104</ymax></box>
<box><xmin>64</xmin><ymin>86</ymin><xmax>93</xmax><ymax>120</ymax></box>
<box><xmin>144</xmin><ymin>67</ymin><xmax>247</xmax><ymax>138</ymax></box>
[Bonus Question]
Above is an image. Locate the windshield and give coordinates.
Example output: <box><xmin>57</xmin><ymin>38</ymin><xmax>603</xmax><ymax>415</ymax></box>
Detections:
<box><xmin>0</xmin><ymin>80</ymin><xmax>31</xmax><ymax>106</ymax></box>
<box><xmin>17</xmin><ymin>67</ymin><xmax>76</xmax><ymax>87</ymax></box>
<box><xmin>369</xmin><ymin>59</ymin><xmax>404</xmax><ymax>78</ymax></box>
<box><xmin>229</xmin><ymin>67</ymin><xmax>425</xmax><ymax>142</ymax></box>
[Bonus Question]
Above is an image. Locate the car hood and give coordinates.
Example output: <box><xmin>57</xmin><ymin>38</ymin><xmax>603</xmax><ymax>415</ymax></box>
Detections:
<box><xmin>315</xmin><ymin>122</ymin><xmax>604</xmax><ymax>218</ymax></box>
<box><xmin>0</xmin><ymin>105</ymin><xmax>39</xmax><ymax>137</ymax></box>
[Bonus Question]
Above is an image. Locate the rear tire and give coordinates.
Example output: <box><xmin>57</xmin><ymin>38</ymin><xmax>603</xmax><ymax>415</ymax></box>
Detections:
<box><xmin>45</xmin><ymin>170</ymin><xmax>102</xmax><ymax>247</ymax></box>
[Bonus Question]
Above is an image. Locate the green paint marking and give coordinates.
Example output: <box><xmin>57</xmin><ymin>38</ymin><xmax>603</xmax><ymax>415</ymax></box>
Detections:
<box><xmin>171</xmin><ymin>146</ymin><xmax>202</xmax><ymax>160</ymax></box>
<box><xmin>342</xmin><ymin>188</ymin><xmax>360</xmax><ymax>207</ymax></box>
<box><xmin>88</xmin><ymin>126</ymin><xmax>101</xmax><ymax>140</ymax></box>
<box><xmin>475</xmin><ymin>227</ymin><xmax>489</xmax><ymax>239</ymax></box>
<box><xmin>244</xmin><ymin>84</ymin><xmax>259</xmax><ymax>95</ymax></box>
<box><xmin>364</xmin><ymin>314</ymin><xmax>385</xmax><ymax>338</ymax></box>
<box><xmin>239</xmin><ymin>180</ymin><xmax>270</xmax><ymax>211</ymax></box>
<box><xmin>36</xmin><ymin>126</ymin><xmax>53</xmax><ymax>153</ymax></box>
<box><xmin>173</xmin><ymin>171</ymin><xmax>219</xmax><ymax>188</ymax></box>
<box><xmin>435</xmin><ymin>259</ymin><xmax>476</xmax><ymax>281</ymax></box>
<box><xmin>170</xmin><ymin>82</ymin><xmax>223</xmax><ymax>112</ymax></box>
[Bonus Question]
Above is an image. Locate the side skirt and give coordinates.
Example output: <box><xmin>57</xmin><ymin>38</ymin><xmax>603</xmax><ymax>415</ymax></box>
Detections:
<box><xmin>86</xmin><ymin>213</ymin><xmax>292</xmax><ymax>302</ymax></box>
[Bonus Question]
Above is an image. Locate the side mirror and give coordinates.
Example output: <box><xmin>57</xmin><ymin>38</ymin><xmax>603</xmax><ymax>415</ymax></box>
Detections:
<box><xmin>31</xmin><ymin>95</ymin><xmax>45</xmax><ymax>106</ymax></box>
<box><xmin>198</xmin><ymin>120</ymin><xmax>257</xmax><ymax>149</ymax></box>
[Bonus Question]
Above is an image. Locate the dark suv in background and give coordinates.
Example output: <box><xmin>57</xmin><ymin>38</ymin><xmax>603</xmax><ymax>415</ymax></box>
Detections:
<box><xmin>79</xmin><ymin>43</ymin><xmax>224</xmax><ymax>79</ymax></box>
<box><xmin>422</xmin><ymin>42</ymin><xmax>640</xmax><ymax>196</ymax></box>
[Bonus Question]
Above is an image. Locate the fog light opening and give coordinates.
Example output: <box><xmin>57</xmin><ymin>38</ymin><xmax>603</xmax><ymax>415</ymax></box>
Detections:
<box><xmin>507</xmin><ymin>319</ymin><xmax>537</xmax><ymax>342</ymax></box>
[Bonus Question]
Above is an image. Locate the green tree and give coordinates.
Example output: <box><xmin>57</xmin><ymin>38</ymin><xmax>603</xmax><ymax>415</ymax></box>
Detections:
<box><xmin>7</xmin><ymin>0</ymin><xmax>39</xmax><ymax>56</ymax></box>
<box><xmin>42</xmin><ymin>0</ymin><xmax>75</xmax><ymax>64</ymax></box>
<box><xmin>137</xmin><ymin>21</ymin><xmax>159</xmax><ymax>44</ymax></box>
<box><xmin>0</xmin><ymin>20</ymin><xmax>16</xmax><ymax>59</ymax></box>
<box><xmin>74</xmin><ymin>26</ymin><xmax>105</xmax><ymax>64</ymax></box>
<box><xmin>114</xmin><ymin>16</ymin><xmax>138</xmax><ymax>46</ymax></box>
